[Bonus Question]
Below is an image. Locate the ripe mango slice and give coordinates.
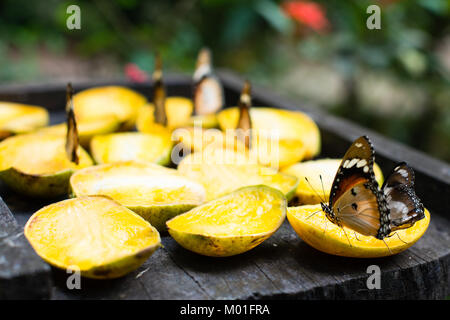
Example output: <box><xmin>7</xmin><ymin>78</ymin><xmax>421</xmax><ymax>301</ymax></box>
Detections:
<box><xmin>36</xmin><ymin>115</ymin><xmax>120</xmax><ymax>148</ymax></box>
<box><xmin>218</xmin><ymin>107</ymin><xmax>321</xmax><ymax>159</ymax></box>
<box><xmin>70</xmin><ymin>161</ymin><xmax>206</xmax><ymax>231</ymax></box>
<box><xmin>282</xmin><ymin>159</ymin><xmax>384</xmax><ymax>205</ymax></box>
<box><xmin>0</xmin><ymin>102</ymin><xmax>49</xmax><ymax>138</ymax></box>
<box><xmin>287</xmin><ymin>205</ymin><xmax>430</xmax><ymax>258</ymax></box>
<box><xmin>177</xmin><ymin>147</ymin><xmax>298</xmax><ymax>201</ymax></box>
<box><xmin>0</xmin><ymin>133</ymin><xmax>93</xmax><ymax>197</ymax></box>
<box><xmin>173</xmin><ymin>127</ymin><xmax>243</xmax><ymax>153</ymax></box>
<box><xmin>167</xmin><ymin>185</ymin><xmax>286</xmax><ymax>257</ymax></box>
<box><xmin>136</xmin><ymin>97</ymin><xmax>193</xmax><ymax>132</ymax></box>
<box><xmin>173</xmin><ymin>127</ymin><xmax>306</xmax><ymax>168</ymax></box>
<box><xmin>24</xmin><ymin>196</ymin><xmax>161</xmax><ymax>279</ymax></box>
<box><xmin>90</xmin><ymin>132</ymin><xmax>173</xmax><ymax>166</ymax></box>
<box><xmin>73</xmin><ymin>86</ymin><xmax>147</xmax><ymax>130</ymax></box>
<box><xmin>188</xmin><ymin>114</ymin><xmax>219</xmax><ymax>128</ymax></box>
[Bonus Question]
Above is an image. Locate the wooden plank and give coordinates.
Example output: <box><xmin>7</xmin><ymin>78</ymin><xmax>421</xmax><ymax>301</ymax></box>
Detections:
<box><xmin>0</xmin><ymin>75</ymin><xmax>449</xmax><ymax>299</ymax></box>
<box><xmin>44</xmin><ymin>216</ymin><xmax>450</xmax><ymax>300</ymax></box>
<box><xmin>0</xmin><ymin>196</ymin><xmax>52</xmax><ymax>299</ymax></box>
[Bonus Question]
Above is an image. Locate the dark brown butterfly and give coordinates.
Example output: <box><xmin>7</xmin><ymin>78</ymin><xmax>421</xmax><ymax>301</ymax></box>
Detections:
<box><xmin>153</xmin><ymin>52</ymin><xmax>167</xmax><ymax>126</ymax></box>
<box><xmin>65</xmin><ymin>83</ymin><xmax>79</xmax><ymax>165</ymax></box>
<box><xmin>320</xmin><ymin>136</ymin><xmax>425</xmax><ymax>241</ymax></box>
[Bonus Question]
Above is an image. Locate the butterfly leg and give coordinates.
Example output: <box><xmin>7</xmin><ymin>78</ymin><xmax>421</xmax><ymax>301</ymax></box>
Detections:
<box><xmin>353</xmin><ymin>231</ymin><xmax>361</xmax><ymax>241</ymax></box>
<box><xmin>323</xmin><ymin>218</ymin><xmax>328</xmax><ymax>236</ymax></box>
<box><xmin>341</xmin><ymin>227</ymin><xmax>352</xmax><ymax>247</ymax></box>
<box><xmin>388</xmin><ymin>232</ymin><xmax>408</xmax><ymax>244</ymax></box>
<box><xmin>381</xmin><ymin>238</ymin><xmax>393</xmax><ymax>255</ymax></box>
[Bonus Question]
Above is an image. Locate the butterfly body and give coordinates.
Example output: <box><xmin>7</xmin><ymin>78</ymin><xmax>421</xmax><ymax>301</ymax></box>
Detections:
<box><xmin>321</xmin><ymin>136</ymin><xmax>424</xmax><ymax>240</ymax></box>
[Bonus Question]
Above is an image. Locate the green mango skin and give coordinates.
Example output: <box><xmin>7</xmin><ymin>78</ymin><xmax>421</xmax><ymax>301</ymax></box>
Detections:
<box><xmin>69</xmin><ymin>186</ymin><xmax>201</xmax><ymax>233</ymax></box>
<box><xmin>166</xmin><ymin>185</ymin><xmax>287</xmax><ymax>257</ymax></box>
<box><xmin>82</xmin><ymin>242</ymin><xmax>161</xmax><ymax>279</ymax></box>
<box><xmin>280</xmin><ymin>172</ymin><xmax>299</xmax><ymax>202</ymax></box>
<box><xmin>0</xmin><ymin>167</ymin><xmax>74</xmax><ymax>198</ymax></box>
<box><xmin>130</xmin><ymin>204</ymin><xmax>200</xmax><ymax>233</ymax></box>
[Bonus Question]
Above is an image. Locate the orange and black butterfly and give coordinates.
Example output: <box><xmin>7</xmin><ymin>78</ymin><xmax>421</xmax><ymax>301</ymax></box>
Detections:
<box><xmin>321</xmin><ymin>136</ymin><xmax>425</xmax><ymax>241</ymax></box>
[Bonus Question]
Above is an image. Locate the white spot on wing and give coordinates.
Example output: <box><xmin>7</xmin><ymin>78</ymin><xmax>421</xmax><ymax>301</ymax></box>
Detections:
<box><xmin>397</xmin><ymin>169</ymin><xmax>408</xmax><ymax>178</ymax></box>
<box><xmin>356</xmin><ymin>159</ymin><xmax>367</xmax><ymax>168</ymax></box>
<box><xmin>346</xmin><ymin>158</ymin><xmax>359</xmax><ymax>168</ymax></box>
<box><xmin>343</xmin><ymin>160</ymin><xmax>350</xmax><ymax>168</ymax></box>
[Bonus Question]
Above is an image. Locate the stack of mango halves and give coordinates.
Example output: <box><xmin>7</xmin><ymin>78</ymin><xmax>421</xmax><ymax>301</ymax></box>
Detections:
<box><xmin>0</xmin><ymin>49</ymin><xmax>429</xmax><ymax>280</ymax></box>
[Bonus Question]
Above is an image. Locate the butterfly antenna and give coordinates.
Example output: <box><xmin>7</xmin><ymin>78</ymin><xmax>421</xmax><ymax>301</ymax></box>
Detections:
<box><xmin>319</xmin><ymin>175</ymin><xmax>326</xmax><ymax>200</ymax></box>
<box><xmin>306</xmin><ymin>209</ymin><xmax>322</xmax><ymax>220</ymax></box>
<box><xmin>305</xmin><ymin>177</ymin><xmax>326</xmax><ymax>203</ymax></box>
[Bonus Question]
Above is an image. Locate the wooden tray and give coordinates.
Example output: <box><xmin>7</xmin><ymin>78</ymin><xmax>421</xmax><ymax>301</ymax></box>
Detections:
<box><xmin>0</xmin><ymin>71</ymin><xmax>449</xmax><ymax>299</ymax></box>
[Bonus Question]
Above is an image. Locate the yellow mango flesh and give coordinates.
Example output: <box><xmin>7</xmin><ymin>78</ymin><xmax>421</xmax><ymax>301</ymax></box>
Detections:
<box><xmin>178</xmin><ymin>147</ymin><xmax>298</xmax><ymax>201</ymax></box>
<box><xmin>0</xmin><ymin>102</ymin><xmax>49</xmax><ymax>135</ymax></box>
<box><xmin>282</xmin><ymin>158</ymin><xmax>384</xmax><ymax>205</ymax></box>
<box><xmin>0</xmin><ymin>133</ymin><xmax>92</xmax><ymax>175</ymax></box>
<box><xmin>188</xmin><ymin>113</ymin><xmax>219</xmax><ymax>128</ymax></box>
<box><xmin>25</xmin><ymin>196</ymin><xmax>161</xmax><ymax>278</ymax></box>
<box><xmin>218</xmin><ymin>107</ymin><xmax>321</xmax><ymax>159</ymax></box>
<box><xmin>173</xmin><ymin>127</ymin><xmax>244</xmax><ymax>153</ymax></box>
<box><xmin>136</xmin><ymin>97</ymin><xmax>193</xmax><ymax>132</ymax></box>
<box><xmin>70</xmin><ymin>161</ymin><xmax>205</xmax><ymax>208</ymax></box>
<box><xmin>287</xmin><ymin>205</ymin><xmax>430</xmax><ymax>258</ymax></box>
<box><xmin>173</xmin><ymin>127</ymin><xmax>306</xmax><ymax>168</ymax></box>
<box><xmin>167</xmin><ymin>185</ymin><xmax>286</xmax><ymax>257</ymax></box>
<box><xmin>73</xmin><ymin>86</ymin><xmax>147</xmax><ymax>129</ymax></box>
<box><xmin>90</xmin><ymin>132</ymin><xmax>173</xmax><ymax>165</ymax></box>
<box><xmin>36</xmin><ymin>115</ymin><xmax>120</xmax><ymax>147</ymax></box>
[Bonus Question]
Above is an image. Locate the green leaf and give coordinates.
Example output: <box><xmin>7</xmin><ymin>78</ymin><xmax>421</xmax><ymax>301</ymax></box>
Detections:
<box><xmin>254</xmin><ymin>0</ymin><xmax>293</xmax><ymax>34</ymax></box>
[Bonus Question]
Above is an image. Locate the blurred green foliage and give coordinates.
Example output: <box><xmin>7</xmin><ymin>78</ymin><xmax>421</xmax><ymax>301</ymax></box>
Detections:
<box><xmin>0</xmin><ymin>0</ymin><xmax>449</xmax><ymax>162</ymax></box>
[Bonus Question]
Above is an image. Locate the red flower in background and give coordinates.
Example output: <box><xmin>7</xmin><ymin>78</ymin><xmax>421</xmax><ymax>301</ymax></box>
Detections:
<box><xmin>125</xmin><ymin>63</ymin><xmax>149</xmax><ymax>83</ymax></box>
<box><xmin>282</xmin><ymin>1</ymin><xmax>329</xmax><ymax>32</ymax></box>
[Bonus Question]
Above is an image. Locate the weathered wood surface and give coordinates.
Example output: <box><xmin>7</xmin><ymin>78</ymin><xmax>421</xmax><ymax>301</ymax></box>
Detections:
<box><xmin>0</xmin><ymin>73</ymin><xmax>449</xmax><ymax>299</ymax></box>
<box><xmin>0</xmin><ymin>196</ymin><xmax>51</xmax><ymax>299</ymax></box>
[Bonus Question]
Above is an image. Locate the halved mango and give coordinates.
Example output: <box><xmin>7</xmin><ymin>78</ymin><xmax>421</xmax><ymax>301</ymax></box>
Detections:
<box><xmin>36</xmin><ymin>115</ymin><xmax>120</xmax><ymax>148</ymax></box>
<box><xmin>188</xmin><ymin>114</ymin><xmax>219</xmax><ymax>128</ymax></box>
<box><xmin>282</xmin><ymin>159</ymin><xmax>384</xmax><ymax>205</ymax></box>
<box><xmin>90</xmin><ymin>132</ymin><xmax>173</xmax><ymax>166</ymax></box>
<box><xmin>70</xmin><ymin>161</ymin><xmax>206</xmax><ymax>231</ymax></box>
<box><xmin>73</xmin><ymin>86</ymin><xmax>147</xmax><ymax>130</ymax></box>
<box><xmin>177</xmin><ymin>147</ymin><xmax>298</xmax><ymax>201</ymax></box>
<box><xmin>167</xmin><ymin>185</ymin><xmax>286</xmax><ymax>257</ymax></box>
<box><xmin>287</xmin><ymin>205</ymin><xmax>430</xmax><ymax>258</ymax></box>
<box><xmin>136</xmin><ymin>97</ymin><xmax>194</xmax><ymax>132</ymax></box>
<box><xmin>0</xmin><ymin>102</ymin><xmax>49</xmax><ymax>138</ymax></box>
<box><xmin>172</xmin><ymin>127</ymin><xmax>243</xmax><ymax>153</ymax></box>
<box><xmin>24</xmin><ymin>196</ymin><xmax>161</xmax><ymax>279</ymax></box>
<box><xmin>173</xmin><ymin>127</ymin><xmax>306</xmax><ymax>168</ymax></box>
<box><xmin>0</xmin><ymin>133</ymin><xmax>93</xmax><ymax>197</ymax></box>
<box><xmin>218</xmin><ymin>107</ymin><xmax>321</xmax><ymax>159</ymax></box>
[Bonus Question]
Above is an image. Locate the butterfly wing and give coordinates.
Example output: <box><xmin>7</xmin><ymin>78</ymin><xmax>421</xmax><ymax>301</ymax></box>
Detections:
<box><xmin>382</xmin><ymin>162</ymin><xmax>425</xmax><ymax>231</ymax></box>
<box><xmin>329</xmin><ymin>136</ymin><xmax>377</xmax><ymax>208</ymax></box>
<box><xmin>194</xmin><ymin>77</ymin><xmax>224</xmax><ymax>115</ymax></box>
<box><xmin>328</xmin><ymin>136</ymin><xmax>390</xmax><ymax>238</ymax></box>
<box><xmin>333</xmin><ymin>181</ymin><xmax>381</xmax><ymax>237</ymax></box>
<box><xmin>193</xmin><ymin>48</ymin><xmax>224</xmax><ymax>115</ymax></box>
